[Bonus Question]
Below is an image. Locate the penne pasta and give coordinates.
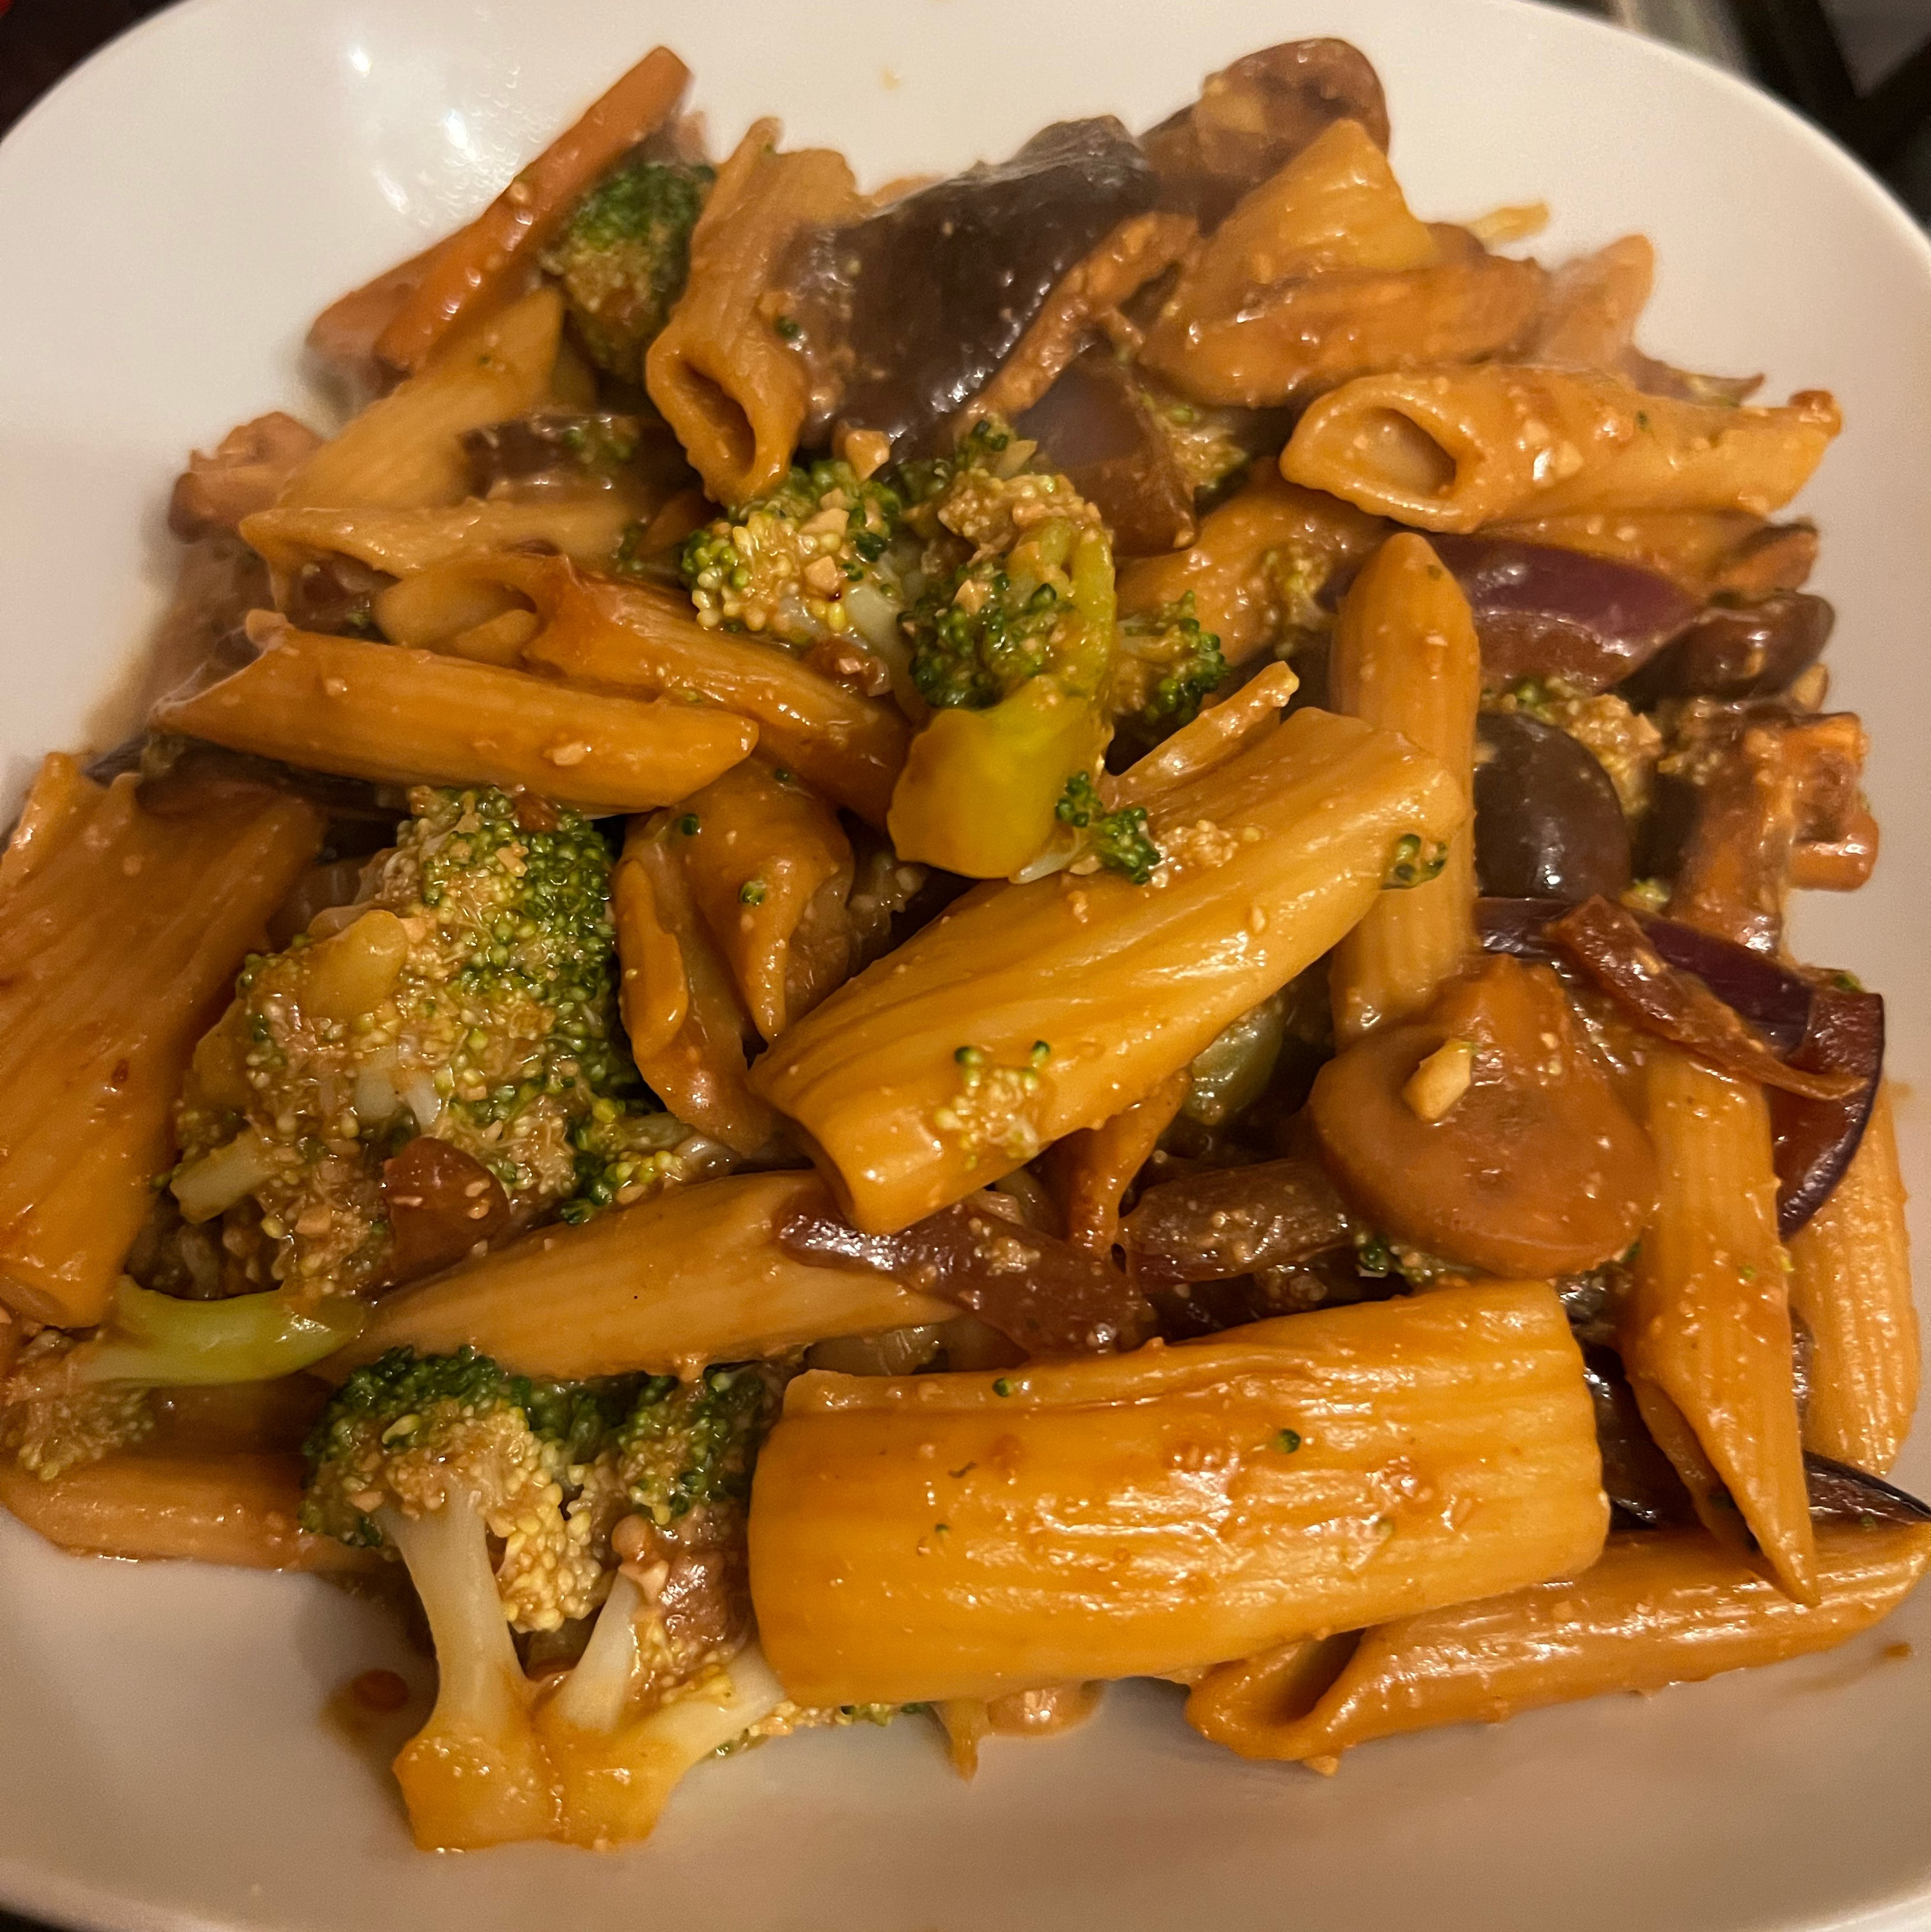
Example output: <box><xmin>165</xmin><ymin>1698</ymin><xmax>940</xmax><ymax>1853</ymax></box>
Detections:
<box><xmin>670</xmin><ymin>759</ymin><xmax>854</xmax><ymax>1041</ymax></box>
<box><xmin>1623</xmin><ymin>1047</ymin><xmax>1816</xmax><ymax>1603</ymax></box>
<box><xmin>749</xmin><ymin>1279</ymin><xmax>1607</xmax><ymax>1705</ymax></box>
<box><xmin>1283</xmin><ymin>363</ymin><xmax>1840</xmax><ymax>533</ymax></box>
<box><xmin>1187</xmin><ymin>1521</ymin><xmax>1931</xmax><ymax>1765</ymax></box>
<box><xmin>611</xmin><ymin>816</ymin><xmax>780</xmax><ymax>1153</ymax></box>
<box><xmin>1326</xmin><ymin>534</ymin><xmax>1480</xmax><ymax>1042</ymax></box>
<box><xmin>327</xmin><ymin>1172</ymin><xmax>954</xmax><ymax>1381</ymax></box>
<box><xmin>1045</xmin><ymin>1068</ymin><xmax>1193</xmax><ymax>1253</ymax></box>
<box><xmin>0</xmin><ymin>762</ymin><xmax>322</xmax><ymax>1325</ymax></box>
<box><xmin>646</xmin><ymin>121</ymin><xmax>859</xmax><ymax>505</ymax></box>
<box><xmin>1108</xmin><ymin>661</ymin><xmax>1300</xmax><ymax>809</ymax></box>
<box><xmin>0</xmin><ymin>1451</ymin><xmax>379</xmax><ymax>1573</ymax></box>
<box><xmin>1140</xmin><ymin>120</ymin><xmax>1544</xmax><ymax>407</ymax></box>
<box><xmin>152</xmin><ymin>618</ymin><xmax>756</xmax><ymax>812</ymax></box>
<box><xmin>374</xmin><ymin>47</ymin><xmax>691</xmax><ymax>374</ymax></box>
<box><xmin>1116</xmin><ymin>466</ymin><xmax>1388</xmax><ymax>667</ymax></box>
<box><xmin>280</xmin><ymin>288</ymin><xmax>567</xmax><ymax>511</ymax></box>
<box><xmin>1523</xmin><ymin>233</ymin><xmax>1655</xmax><ymax>370</ymax></box>
<box><xmin>1788</xmin><ymin>1083</ymin><xmax>1919</xmax><ymax>1475</ymax></box>
<box><xmin>496</xmin><ymin>556</ymin><xmax>909</xmax><ymax>825</ymax></box>
<box><xmin>752</xmin><ymin>706</ymin><xmax>1464</xmax><ymax>1233</ymax></box>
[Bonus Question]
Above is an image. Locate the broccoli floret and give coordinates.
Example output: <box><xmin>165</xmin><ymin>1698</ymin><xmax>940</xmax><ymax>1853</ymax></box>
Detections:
<box><xmin>556</xmin><ymin>1101</ymin><xmax>734</xmax><ymax>1224</ymax></box>
<box><xmin>0</xmin><ymin>1331</ymin><xmax>154</xmax><ymax>1482</ymax></box>
<box><xmin>540</xmin><ymin>157</ymin><xmax>713</xmax><ymax>376</ymax></box>
<box><xmin>679</xmin><ymin>459</ymin><xmax>909</xmax><ymax>658</ymax></box>
<box><xmin>1113</xmin><ymin>594</ymin><xmax>1227</xmax><ymax>741</ymax></box>
<box><xmin>608</xmin><ymin>1362</ymin><xmax>782</xmax><ymax>1531</ymax></box>
<box><xmin>172</xmin><ymin>787</ymin><xmax>635</xmax><ymax>1297</ymax></box>
<box><xmin>1055</xmin><ymin>773</ymin><xmax>1164</xmax><ymax>886</ymax></box>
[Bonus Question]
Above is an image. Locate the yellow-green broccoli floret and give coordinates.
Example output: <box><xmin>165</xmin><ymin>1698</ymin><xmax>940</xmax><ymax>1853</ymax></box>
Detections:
<box><xmin>0</xmin><ymin>1331</ymin><xmax>154</xmax><ymax>1482</ymax></box>
<box><xmin>678</xmin><ymin>460</ymin><xmax>909</xmax><ymax>654</ymax></box>
<box><xmin>540</xmin><ymin>157</ymin><xmax>713</xmax><ymax>376</ymax></box>
<box><xmin>1113</xmin><ymin>593</ymin><xmax>1227</xmax><ymax>740</ymax></box>
<box><xmin>1055</xmin><ymin>772</ymin><xmax>1164</xmax><ymax>885</ymax></box>
<box><xmin>172</xmin><ymin>787</ymin><xmax>636</xmax><ymax>1298</ymax></box>
<box><xmin>607</xmin><ymin>1363</ymin><xmax>783</xmax><ymax>1532</ymax></box>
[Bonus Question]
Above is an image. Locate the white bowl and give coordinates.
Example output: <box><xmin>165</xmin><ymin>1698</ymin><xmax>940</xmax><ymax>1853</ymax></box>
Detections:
<box><xmin>4</xmin><ymin>3</ymin><xmax>1930</xmax><ymax>1927</ymax></box>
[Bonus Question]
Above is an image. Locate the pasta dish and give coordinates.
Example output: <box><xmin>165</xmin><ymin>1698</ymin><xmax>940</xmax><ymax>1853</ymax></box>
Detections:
<box><xmin>0</xmin><ymin>35</ymin><xmax>1919</xmax><ymax>1854</ymax></box>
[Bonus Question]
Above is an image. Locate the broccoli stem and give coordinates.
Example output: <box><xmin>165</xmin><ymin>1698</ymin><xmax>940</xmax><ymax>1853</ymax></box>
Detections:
<box><xmin>76</xmin><ymin>1280</ymin><xmax>365</xmax><ymax>1388</ymax></box>
<box><xmin>379</xmin><ymin>1500</ymin><xmax>560</xmax><ymax>1850</ymax></box>
<box><xmin>544</xmin><ymin>1569</ymin><xmax>644</xmax><ymax>1735</ymax></box>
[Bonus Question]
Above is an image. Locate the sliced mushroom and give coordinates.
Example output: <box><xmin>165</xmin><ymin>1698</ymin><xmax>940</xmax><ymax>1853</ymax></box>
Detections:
<box><xmin>1120</xmin><ymin>1154</ymin><xmax>1355</xmax><ymax>1289</ymax></box>
<box><xmin>1622</xmin><ymin>591</ymin><xmax>1833</xmax><ymax>706</ymax></box>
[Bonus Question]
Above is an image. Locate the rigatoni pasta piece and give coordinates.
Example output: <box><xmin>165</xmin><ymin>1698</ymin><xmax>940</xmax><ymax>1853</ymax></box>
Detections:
<box><xmin>751</xmin><ymin>706</ymin><xmax>1464</xmax><ymax>1233</ymax></box>
<box><xmin>1282</xmin><ymin>364</ymin><xmax>1839</xmax><ymax>533</ymax></box>
<box><xmin>1139</xmin><ymin>120</ymin><xmax>1544</xmax><ymax>406</ymax></box>
<box><xmin>152</xmin><ymin>619</ymin><xmax>755</xmax><ymax>812</ymax></box>
<box><xmin>749</xmin><ymin>1280</ymin><xmax>1607</xmax><ymax>1705</ymax></box>
<box><xmin>1623</xmin><ymin>1047</ymin><xmax>1816</xmax><ymax>1603</ymax></box>
<box><xmin>374</xmin><ymin>47</ymin><xmax>691</xmax><ymax>374</ymax></box>
<box><xmin>646</xmin><ymin>121</ymin><xmax>859</xmax><ymax>505</ymax></box>
<box><xmin>1327</xmin><ymin>534</ymin><xmax>1480</xmax><ymax>1042</ymax></box>
<box><xmin>280</xmin><ymin>288</ymin><xmax>566</xmax><ymax>511</ymax></box>
<box><xmin>329</xmin><ymin>1173</ymin><xmax>953</xmax><ymax>1381</ymax></box>
<box><xmin>611</xmin><ymin>815</ymin><xmax>778</xmax><ymax>1154</ymax></box>
<box><xmin>1187</xmin><ymin>1521</ymin><xmax>1931</xmax><ymax>1765</ymax></box>
<box><xmin>0</xmin><ymin>762</ymin><xmax>322</xmax><ymax>1325</ymax></box>
<box><xmin>1115</xmin><ymin>467</ymin><xmax>1387</xmax><ymax>666</ymax></box>
<box><xmin>1788</xmin><ymin>1083</ymin><xmax>1919</xmax><ymax>1474</ymax></box>
<box><xmin>492</xmin><ymin>557</ymin><xmax>909</xmax><ymax>825</ymax></box>
<box><xmin>670</xmin><ymin>759</ymin><xmax>854</xmax><ymax>1041</ymax></box>
<box><xmin>0</xmin><ymin>1452</ymin><xmax>380</xmax><ymax>1573</ymax></box>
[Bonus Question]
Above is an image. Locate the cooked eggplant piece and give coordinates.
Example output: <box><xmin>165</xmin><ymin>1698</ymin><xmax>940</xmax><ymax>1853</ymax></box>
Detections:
<box><xmin>1119</xmin><ymin>1155</ymin><xmax>1355</xmax><ymax>1290</ymax></box>
<box><xmin>1142</xmin><ymin>39</ymin><xmax>1390</xmax><ymax>230</ymax></box>
<box><xmin>1014</xmin><ymin>348</ymin><xmax>1196</xmax><ymax>555</ymax></box>
<box><xmin>1771</xmin><ymin>981</ymin><xmax>1885</xmax><ymax>1237</ymax></box>
<box><xmin>1804</xmin><ymin>1452</ymin><xmax>1931</xmax><ymax>1526</ymax></box>
<box><xmin>783</xmin><ymin>120</ymin><xmax>1156</xmax><ymax>452</ymax></box>
<box><xmin>1474</xmin><ymin>712</ymin><xmax>1630</xmax><ymax>902</ymax></box>
<box><xmin>1582</xmin><ymin>1344</ymin><xmax>1698</xmax><ymax>1530</ymax></box>
<box><xmin>1428</xmin><ymin>535</ymin><xmax>1696</xmax><ymax>691</ymax></box>
<box><xmin>1622</xmin><ymin>590</ymin><xmax>1833</xmax><ymax>705</ymax></box>
<box><xmin>461</xmin><ymin>411</ymin><xmax>643</xmax><ymax>493</ymax></box>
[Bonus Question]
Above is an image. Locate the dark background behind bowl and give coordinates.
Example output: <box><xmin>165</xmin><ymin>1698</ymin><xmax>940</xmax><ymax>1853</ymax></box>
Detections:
<box><xmin>0</xmin><ymin>0</ymin><xmax>1924</xmax><ymax>1926</ymax></box>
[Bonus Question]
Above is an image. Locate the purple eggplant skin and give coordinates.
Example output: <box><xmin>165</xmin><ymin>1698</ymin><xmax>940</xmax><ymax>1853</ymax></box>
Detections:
<box><xmin>1805</xmin><ymin>1451</ymin><xmax>1931</xmax><ymax>1525</ymax></box>
<box><xmin>1621</xmin><ymin>590</ymin><xmax>1834</xmax><ymax>707</ymax></box>
<box><xmin>1428</xmin><ymin>535</ymin><xmax>1699</xmax><ymax>693</ymax></box>
<box><xmin>1473</xmin><ymin>713</ymin><xmax>1630</xmax><ymax>902</ymax></box>
<box><xmin>1772</xmin><ymin>983</ymin><xmax>1885</xmax><ymax>1238</ymax></box>
<box><xmin>786</xmin><ymin>120</ymin><xmax>1156</xmax><ymax>454</ymax></box>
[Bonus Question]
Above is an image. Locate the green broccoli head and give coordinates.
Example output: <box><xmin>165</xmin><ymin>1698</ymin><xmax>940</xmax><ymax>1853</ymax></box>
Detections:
<box><xmin>540</xmin><ymin>156</ymin><xmax>713</xmax><ymax>376</ymax></box>
<box><xmin>0</xmin><ymin>1331</ymin><xmax>154</xmax><ymax>1482</ymax></box>
<box><xmin>1113</xmin><ymin>594</ymin><xmax>1227</xmax><ymax>742</ymax></box>
<box><xmin>1056</xmin><ymin>772</ymin><xmax>1164</xmax><ymax>886</ymax></box>
<box><xmin>906</xmin><ymin>558</ymin><xmax>1066</xmax><ymax>710</ymax></box>
<box><xmin>679</xmin><ymin>459</ymin><xmax>909</xmax><ymax>656</ymax></box>
<box><xmin>610</xmin><ymin>1362</ymin><xmax>784</xmax><ymax>1531</ymax></box>
<box><xmin>172</xmin><ymin>787</ymin><xmax>637</xmax><ymax>1298</ymax></box>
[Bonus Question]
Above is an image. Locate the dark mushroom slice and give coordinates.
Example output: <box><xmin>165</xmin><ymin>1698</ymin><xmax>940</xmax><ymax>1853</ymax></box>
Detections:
<box><xmin>1013</xmin><ymin>348</ymin><xmax>1198</xmax><ymax>556</ymax></box>
<box><xmin>1582</xmin><ymin>1344</ymin><xmax>1699</xmax><ymax>1530</ymax></box>
<box><xmin>1663</xmin><ymin>701</ymin><xmax>1876</xmax><ymax>953</ymax></box>
<box><xmin>1119</xmin><ymin>1154</ymin><xmax>1355</xmax><ymax>1291</ymax></box>
<box><xmin>1141</xmin><ymin>39</ymin><xmax>1390</xmax><ymax>230</ymax></box>
<box><xmin>781</xmin><ymin>119</ymin><xmax>1157</xmax><ymax>453</ymax></box>
<box><xmin>1428</xmin><ymin>535</ymin><xmax>1697</xmax><ymax>692</ymax></box>
<box><xmin>461</xmin><ymin>411</ymin><xmax>646</xmax><ymax>494</ymax></box>
<box><xmin>1804</xmin><ymin>1452</ymin><xmax>1931</xmax><ymax>1526</ymax></box>
<box><xmin>379</xmin><ymin>1137</ymin><xmax>513</xmax><ymax>1288</ymax></box>
<box><xmin>1308</xmin><ymin>955</ymin><xmax>1656</xmax><ymax>1279</ymax></box>
<box><xmin>1771</xmin><ymin>981</ymin><xmax>1885</xmax><ymax>1237</ymax></box>
<box><xmin>1621</xmin><ymin>590</ymin><xmax>1833</xmax><ymax>706</ymax></box>
<box><xmin>776</xmin><ymin>1192</ymin><xmax>1151</xmax><ymax>1358</ymax></box>
<box><xmin>1474</xmin><ymin>713</ymin><xmax>1630</xmax><ymax>902</ymax></box>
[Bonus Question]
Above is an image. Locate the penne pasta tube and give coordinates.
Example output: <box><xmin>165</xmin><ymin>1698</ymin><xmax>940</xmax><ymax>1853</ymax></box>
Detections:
<box><xmin>670</xmin><ymin>759</ymin><xmax>854</xmax><ymax>1041</ymax></box>
<box><xmin>749</xmin><ymin>1279</ymin><xmax>1607</xmax><ymax>1705</ymax></box>
<box><xmin>1140</xmin><ymin>120</ymin><xmax>1544</xmax><ymax>407</ymax></box>
<box><xmin>1186</xmin><ymin>1521</ymin><xmax>1931</xmax><ymax>1765</ymax></box>
<box><xmin>242</xmin><ymin>493</ymin><xmax>638</xmax><ymax>586</ymax></box>
<box><xmin>0</xmin><ymin>1451</ymin><xmax>379</xmax><ymax>1574</ymax></box>
<box><xmin>329</xmin><ymin>1172</ymin><xmax>954</xmax><ymax>1381</ymax></box>
<box><xmin>1116</xmin><ymin>467</ymin><xmax>1388</xmax><ymax>667</ymax></box>
<box><xmin>1788</xmin><ymin>1084</ymin><xmax>1919</xmax><ymax>1475</ymax></box>
<box><xmin>1283</xmin><ymin>364</ymin><xmax>1840</xmax><ymax>533</ymax></box>
<box><xmin>1327</xmin><ymin>534</ymin><xmax>1480</xmax><ymax>1042</ymax></box>
<box><xmin>612</xmin><ymin>816</ymin><xmax>779</xmax><ymax>1153</ymax></box>
<box><xmin>646</xmin><ymin>121</ymin><xmax>859</xmax><ymax>505</ymax></box>
<box><xmin>0</xmin><ymin>762</ymin><xmax>322</xmax><ymax>1325</ymax></box>
<box><xmin>1045</xmin><ymin>1068</ymin><xmax>1193</xmax><ymax>1253</ymax></box>
<box><xmin>0</xmin><ymin>748</ymin><xmax>99</xmax><ymax>894</ymax></box>
<box><xmin>374</xmin><ymin>47</ymin><xmax>691</xmax><ymax>374</ymax></box>
<box><xmin>1108</xmin><ymin>661</ymin><xmax>1299</xmax><ymax>810</ymax></box>
<box><xmin>498</xmin><ymin>557</ymin><xmax>908</xmax><ymax>826</ymax></box>
<box><xmin>152</xmin><ymin>619</ymin><xmax>756</xmax><ymax>812</ymax></box>
<box><xmin>1623</xmin><ymin>1047</ymin><xmax>1816</xmax><ymax>1603</ymax></box>
<box><xmin>281</xmin><ymin>288</ymin><xmax>566</xmax><ymax>511</ymax></box>
<box><xmin>751</xmin><ymin>706</ymin><xmax>1465</xmax><ymax>1233</ymax></box>
<box><xmin>1482</xmin><ymin>510</ymin><xmax>1818</xmax><ymax>600</ymax></box>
